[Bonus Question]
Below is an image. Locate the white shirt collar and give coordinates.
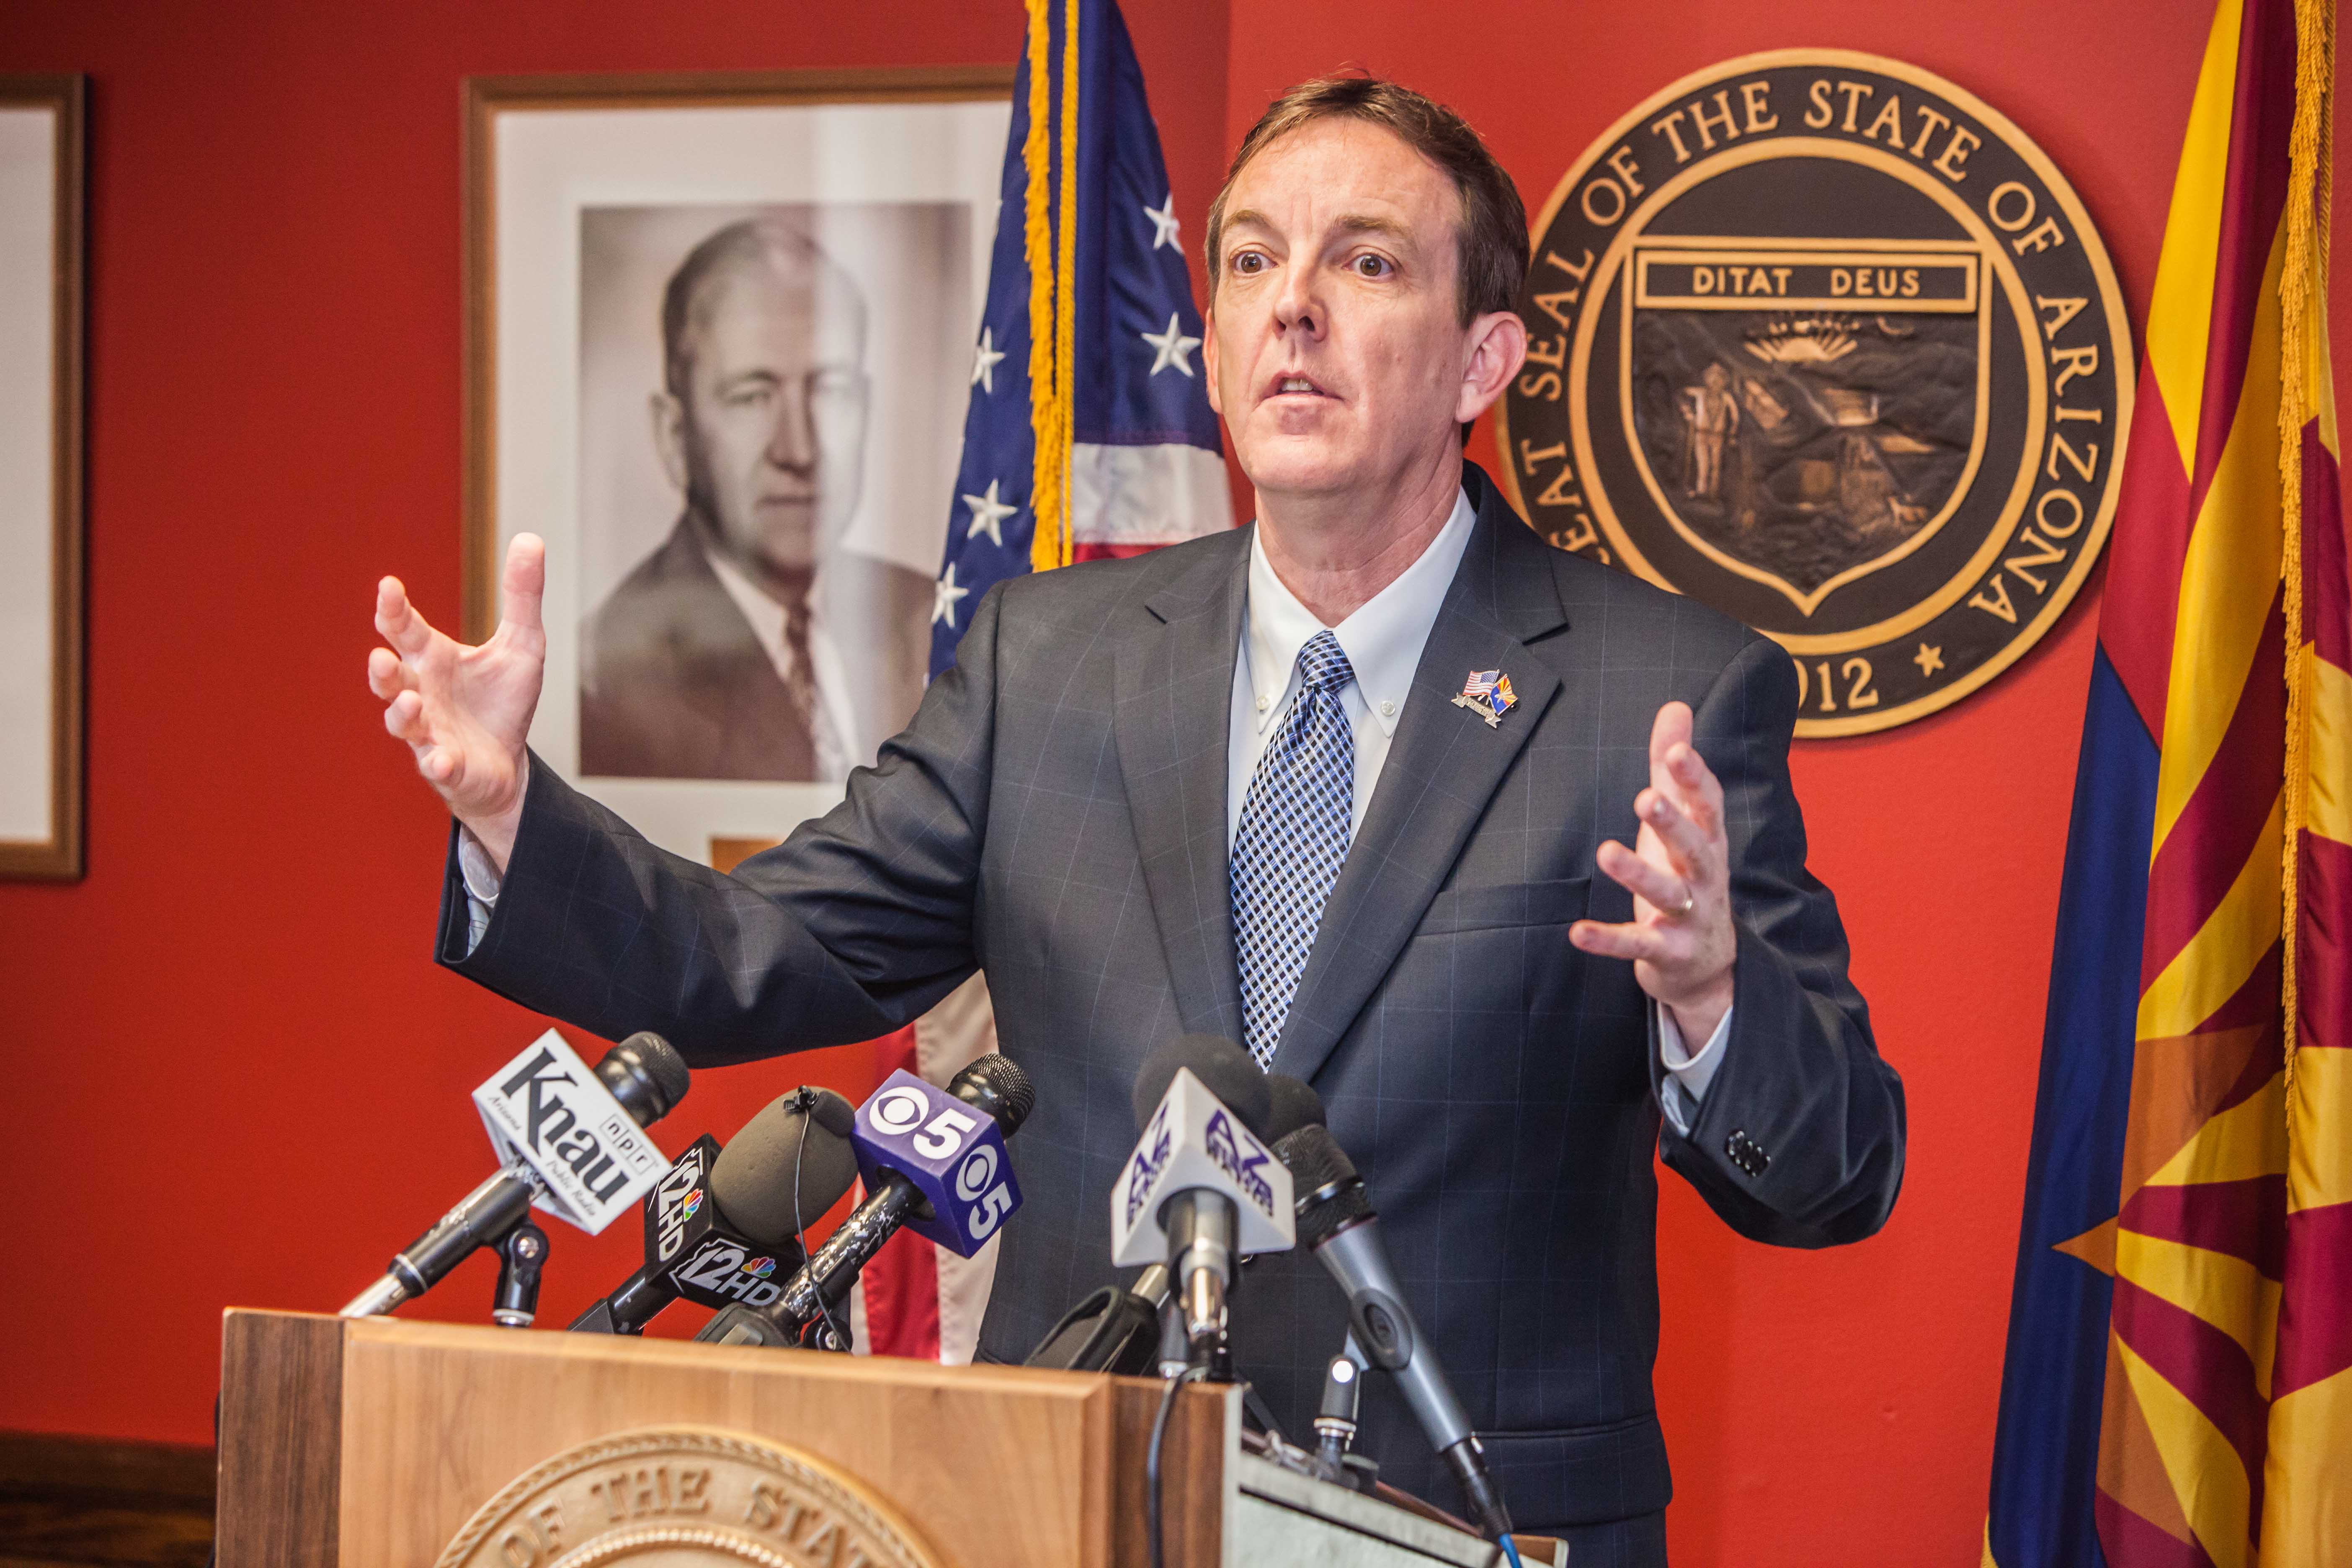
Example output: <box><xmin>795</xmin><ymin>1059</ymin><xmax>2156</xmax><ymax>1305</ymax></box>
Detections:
<box><xmin>1243</xmin><ymin>487</ymin><xmax>1479</xmax><ymax>737</ymax></box>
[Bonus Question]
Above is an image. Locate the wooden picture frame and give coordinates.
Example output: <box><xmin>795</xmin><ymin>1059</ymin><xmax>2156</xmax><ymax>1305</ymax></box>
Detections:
<box><xmin>456</xmin><ymin>67</ymin><xmax>1014</xmax><ymax>867</ymax></box>
<box><xmin>0</xmin><ymin>73</ymin><xmax>85</xmax><ymax>881</ymax></box>
<box><xmin>460</xmin><ymin>65</ymin><xmax>1016</xmax><ymax>641</ymax></box>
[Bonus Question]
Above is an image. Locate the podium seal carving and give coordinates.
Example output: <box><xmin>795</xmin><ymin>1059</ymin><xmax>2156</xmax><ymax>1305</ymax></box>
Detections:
<box><xmin>435</xmin><ymin>1426</ymin><xmax>946</xmax><ymax>1568</ymax></box>
<box><xmin>1498</xmin><ymin>50</ymin><xmax>2133</xmax><ymax>735</ymax></box>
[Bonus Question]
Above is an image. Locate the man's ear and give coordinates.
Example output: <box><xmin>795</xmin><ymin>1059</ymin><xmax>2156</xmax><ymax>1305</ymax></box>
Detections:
<box><xmin>1455</xmin><ymin>309</ymin><xmax>1529</xmax><ymax>427</ymax></box>
<box><xmin>1202</xmin><ymin>305</ymin><xmax>1225</xmax><ymax>418</ymax></box>
<box><xmin>650</xmin><ymin>391</ymin><xmax>690</xmax><ymax>494</ymax></box>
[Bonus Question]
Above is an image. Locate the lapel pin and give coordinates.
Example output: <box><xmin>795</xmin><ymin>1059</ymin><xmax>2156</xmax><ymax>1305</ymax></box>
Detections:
<box><xmin>1451</xmin><ymin>669</ymin><xmax>1517</xmax><ymax>728</ymax></box>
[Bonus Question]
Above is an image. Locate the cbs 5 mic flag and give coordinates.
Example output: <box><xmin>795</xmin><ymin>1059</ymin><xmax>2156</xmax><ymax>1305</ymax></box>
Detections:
<box><xmin>853</xmin><ymin>1068</ymin><xmax>1022</xmax><ymax>1258</ymax></box>
<box><xmin>473</xmin><ymin>1030</ymin><xmax>674</xmax><ymax>1234</ymax></box>
<box><xmin>925</xmin><ymin>0</ymin><xmax>1231</xmax><ymax>671</ymax></box>
<box><xmin>1112</xmin><ymin>1066</ymin><xmax>1294</xmax><ymax>1268</ymax></box>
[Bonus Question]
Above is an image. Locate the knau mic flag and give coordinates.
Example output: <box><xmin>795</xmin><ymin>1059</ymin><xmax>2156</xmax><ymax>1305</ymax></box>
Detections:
<box><xmin>1985</xmin><ymin>0</ymin><xmax>2351</xmax><ymax>1563</ymax></box>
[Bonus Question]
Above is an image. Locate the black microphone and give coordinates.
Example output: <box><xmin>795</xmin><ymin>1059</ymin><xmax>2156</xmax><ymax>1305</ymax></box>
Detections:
<box><xmin>1275</xmin><ymin>1122</ymin><xmax>1513</xmax><ymax>1542</ymax></box>
<box><xmin>696</xmin><ymin>1054</ymin><xmax>1037</xmax><ymax>1349</ymax></box>
<box><xmin>1024</xmin><ymin>1264</ymin><xmax>1172</xmax><ymax>1374</ymax></box>
<box><xmin>341</xmin><ymin>1032</ymin><xmax>690</xmax><ymax>1318</ymax></box>
<box><xmin>569</xmin><ymin>1087</ymin><xmax>861</xmax><ymax>1335</ymax></box>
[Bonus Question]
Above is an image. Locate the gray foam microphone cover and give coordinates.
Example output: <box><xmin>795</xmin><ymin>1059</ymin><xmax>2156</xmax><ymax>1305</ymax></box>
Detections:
<box><xmin>708</xmin><ymin>1088</ymin><xmax>862</xmax><ymax>1248</ymax></box>
<box><xmin>1131</xmin><ymin>1033</ymin><xmax>1273</xmax><ymax>1136</ymax></box>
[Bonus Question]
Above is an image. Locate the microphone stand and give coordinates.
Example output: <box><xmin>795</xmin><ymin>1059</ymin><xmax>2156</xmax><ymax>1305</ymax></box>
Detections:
<box><xmin>490</xmin><ymin>1220</ymin><xmax>549</xmax><ymax>1328</ymax></box>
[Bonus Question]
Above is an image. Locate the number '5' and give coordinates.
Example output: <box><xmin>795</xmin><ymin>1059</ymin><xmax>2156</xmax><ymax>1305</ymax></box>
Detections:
<box><xmin>912</xmin><ymin>1106</ymin><xmax>979</xmax><ymax>1159</ymax></box>
<box><xmin>967</xmin><ymin>1183</ymin><xmax>1015</xmax><ymax>1240</ymax></box>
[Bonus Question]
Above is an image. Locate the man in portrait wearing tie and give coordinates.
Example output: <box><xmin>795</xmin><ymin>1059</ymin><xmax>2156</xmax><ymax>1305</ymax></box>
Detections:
<box><xmin>369</xmin><ymin>77</ymin><xmax>1903</xmax><ymax>1563</ymax></box>
<box><xmin>580</xmin><ymin>215</ymin><xmax>933</xmax><ymax>782</ymax></box>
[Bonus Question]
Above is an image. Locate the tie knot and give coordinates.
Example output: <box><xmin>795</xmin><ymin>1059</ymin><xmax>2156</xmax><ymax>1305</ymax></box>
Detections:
<box><xmin>1297</xmin><ymin>630</ymin><xmax>1354</xmax><ymax>696</ymax></box>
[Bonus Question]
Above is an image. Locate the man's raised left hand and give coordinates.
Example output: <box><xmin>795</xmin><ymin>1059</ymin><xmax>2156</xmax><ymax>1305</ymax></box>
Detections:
<box><xmin>1568</xmin><ymin>701</ymin><xmax>1736</xmax><ymax>1045</ymax></box>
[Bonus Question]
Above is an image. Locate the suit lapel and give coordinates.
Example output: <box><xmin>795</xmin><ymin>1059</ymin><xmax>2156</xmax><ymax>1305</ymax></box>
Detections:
<box><xmin>1269</xmin><ymin>475</ymin><xmax>1569</xmax><ymax>1083</ymax></box>
<box><xmin>1115</xmin><ymin>533</ymin><xmax>1252</xmax><ymax>1041</ymax></box>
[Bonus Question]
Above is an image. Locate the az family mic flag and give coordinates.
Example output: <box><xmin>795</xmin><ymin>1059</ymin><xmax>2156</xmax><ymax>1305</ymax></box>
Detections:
<box><xmin>859</xmin><ymin>0</ymin><xmax>1230</xmax><ymax>1364</ymax></box>
<box><xmin>1985</xmin><ymin>0</ymin><xmax>2350</xmax><ymax>1563</ymax></box>
<box><xmin>926</xmin><ymin>0</ymin><xmax>1232</xmax><ymax>672</ymax></box>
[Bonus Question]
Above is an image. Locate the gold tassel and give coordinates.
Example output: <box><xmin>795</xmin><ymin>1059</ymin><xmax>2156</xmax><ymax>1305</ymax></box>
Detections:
<box><xmin>2277</xmin><ymin>0</ymin><xmax>2333</xmax><ymax>1099</ymax></box>
<box><xmin>1022</xmin><ymin>0</ymin><xmax>1065</xmax><ymax>575</ymax></box>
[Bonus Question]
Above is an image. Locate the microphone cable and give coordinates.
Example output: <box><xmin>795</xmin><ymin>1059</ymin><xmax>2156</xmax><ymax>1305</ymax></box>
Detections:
<box><xmin>1147</xmin><ymin>1361</ymin><xmax>1208</xmax><ymax>1568</ymax></box>
<box><xmin>784</xmin><ymin>1085</ymin><xmax>852</xmax><ymax>1352</ymax></box>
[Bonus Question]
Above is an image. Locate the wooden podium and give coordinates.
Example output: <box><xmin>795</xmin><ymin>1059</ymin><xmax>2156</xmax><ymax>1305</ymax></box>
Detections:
<box><xmin>215</xmin><ymin>1308</ymin><xmax>1548</xmax><ymax>1567</ymax></box>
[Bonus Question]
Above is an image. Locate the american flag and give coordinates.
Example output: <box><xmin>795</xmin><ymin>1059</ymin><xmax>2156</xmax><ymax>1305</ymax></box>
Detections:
<box><xmin>861</xmin><ymin>0</ymin><xmax>1230</xmax><ymax>1364</ymax></box>
<box><xmin>926</xmin><ymin>0</ymin><xmax>1231</xmax><ymax>671</ymax></box>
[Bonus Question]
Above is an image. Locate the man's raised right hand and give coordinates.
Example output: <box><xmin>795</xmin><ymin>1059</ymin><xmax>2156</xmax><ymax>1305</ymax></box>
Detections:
<box><xmin>368</xmin><ymin>533</ymin><xmax>547</xmax><ymax>872</ymax></box>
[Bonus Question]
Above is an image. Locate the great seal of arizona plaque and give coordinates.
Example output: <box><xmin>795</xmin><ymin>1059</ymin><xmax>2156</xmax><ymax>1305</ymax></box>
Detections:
<box><xmin>435</xmin><ymin>1426</ymin><xmax>946</xmax><ymax>1568</ymax></box>
<box><xmin>1497</xmin><ymin>49</ymin><xmax>2133</xmax><ymax>735</ymax></box>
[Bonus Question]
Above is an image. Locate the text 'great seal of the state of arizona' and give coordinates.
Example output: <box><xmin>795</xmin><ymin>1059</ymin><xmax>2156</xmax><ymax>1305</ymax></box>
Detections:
<box><xmin>1499</xmin><ymin>50</ymin><xmax>2133</xmax><ymax>736</ymax></box>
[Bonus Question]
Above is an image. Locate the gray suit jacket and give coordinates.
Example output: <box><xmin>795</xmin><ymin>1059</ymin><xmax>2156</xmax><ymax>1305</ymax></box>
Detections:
<box><xmin>442</xmin><ymin>463</ymin><xmax>1904</xmax><ymax>1528</ymax></box>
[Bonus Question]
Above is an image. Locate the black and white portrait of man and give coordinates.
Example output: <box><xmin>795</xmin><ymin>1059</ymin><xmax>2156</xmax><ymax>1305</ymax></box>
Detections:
<box><xmin>578</xmin><ymin>206</ymin><xmax>962</xmax><ymax>783</ymax></box>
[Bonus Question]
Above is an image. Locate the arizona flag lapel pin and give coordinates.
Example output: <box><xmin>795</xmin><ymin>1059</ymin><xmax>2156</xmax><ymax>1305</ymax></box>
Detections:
<box><xmin>1452</xmin><ymin>668</ymin><xmax>1517</xmax><ymax>728</ymax></box>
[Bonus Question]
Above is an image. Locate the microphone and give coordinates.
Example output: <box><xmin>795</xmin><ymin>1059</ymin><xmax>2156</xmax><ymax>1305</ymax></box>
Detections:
<box><xmin>569</xmin><ymin>1087</ymin><xmax>860</xmax><ymax>1335</ymax></box>
<box><xmin>696</xmin><ymin>1054</ymin><xmax>1036</xmax><ymax>1349</ymax></box>
<box><xmin>1110</xmin><ymin>1035</ymin><xmax>1295</xmax><ymax>1375</ymax></box>
<box><xmin>1028</xmin><ymin>1067</ymin><xmax>1318</xmax><ymax>1374</ymax></box>
<box><xmin>1275</xmin><ymin>1122</ymin><xmax>1513</xmax><ymax>1542</ymax></box>
<box><xmin>1024</xmin><ymin>1264</ymin><xmax>1172</xmax><ymax>1374</ymax></box>
<box><xmin>342</xmin><ymin>1031</ymin><xmax>690</xmax><ymax>1318</ymax></box>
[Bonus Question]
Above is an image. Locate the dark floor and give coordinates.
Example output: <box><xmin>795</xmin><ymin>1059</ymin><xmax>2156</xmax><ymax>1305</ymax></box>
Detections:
<box><xmin>0</xmin><ymin>1434</ymin><xmax>213</xmax><ymax>1568</ymax></box>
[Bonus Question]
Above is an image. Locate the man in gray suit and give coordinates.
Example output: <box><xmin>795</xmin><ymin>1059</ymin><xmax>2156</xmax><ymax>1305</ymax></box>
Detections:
<box><xmin>369</xmin><ymin>78</ymin><xmax>1902</xmax><ymax>1561</ymax></box>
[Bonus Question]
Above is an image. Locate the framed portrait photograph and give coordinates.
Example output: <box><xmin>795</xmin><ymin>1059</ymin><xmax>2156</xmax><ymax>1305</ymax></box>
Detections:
<box><xmin>0</xmin><ymin>74</ymin><xmax>84</xmax><ymax>882</ymax></box>
<box><xmin>464</xmin><ymin>67</ymin><xmax>1014</xmax><ymax>863</ymax></box>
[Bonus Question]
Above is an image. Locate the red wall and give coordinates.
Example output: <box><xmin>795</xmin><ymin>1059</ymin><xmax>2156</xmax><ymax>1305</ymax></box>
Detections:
<box><xmin>0</xmin><ymin>2</ymin><xmax>2331</xmax><ymax>1563</ymax></box>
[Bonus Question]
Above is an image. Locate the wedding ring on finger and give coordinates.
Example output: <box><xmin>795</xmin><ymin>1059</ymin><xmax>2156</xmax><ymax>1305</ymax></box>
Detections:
<box><xmin>1661</xmin><ymin>889</ymin><xmax>1697</xmax><ymax>920</ymax></box>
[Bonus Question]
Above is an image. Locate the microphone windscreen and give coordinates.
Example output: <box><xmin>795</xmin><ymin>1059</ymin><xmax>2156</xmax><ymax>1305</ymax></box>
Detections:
<box><xmin>1263</xmin><ymin>1073</ymin><xmax>1326</xmax><ymax>1141</ymax></box>
<box><xmin>1131</xmin><ymin>1034</ymin><xmax>1272</xmax><ymax>1137</ymax></box>
<box><xmin>597</xmin><ymin>1032</ymin><xmax>691</xmax><ymax>1123</ymax></box>
<box><xmin>708</xmin><ymin>1088</ymin><xmax>861</xmax><ymax>1247</ymax></box>
<box><xmin>949</xmin><ymin>1053</ymin><xmax>1037</xmax><ymax>1136</ymax></box>
<box><xmin>1276</xmin><ymin>1124</ymin><xmax>1374</xmax><ymax>1248</ymax></box>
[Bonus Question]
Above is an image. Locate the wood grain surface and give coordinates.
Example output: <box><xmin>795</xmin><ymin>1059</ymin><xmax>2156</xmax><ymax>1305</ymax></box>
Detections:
<box><xmin>0</xmin><ymin>1429</ymin><xmax>215</xmax><ymax>1568</ymax></box>
<box><xmin>330</xmin><ymin>1313</ymin><xmax>1150</xmax><ymax>1568</ymax></box>
<box><xmin>215</xmin><ymin>1311</ymin><xmax>340</xmax><ymax>1566</ymax></box>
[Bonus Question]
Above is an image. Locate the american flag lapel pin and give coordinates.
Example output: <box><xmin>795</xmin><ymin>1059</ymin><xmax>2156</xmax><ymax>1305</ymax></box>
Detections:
<box><xmin>1451</xmin><ymin>668</ymin><xmax>1517</xmax><ymax>728</ymax></box>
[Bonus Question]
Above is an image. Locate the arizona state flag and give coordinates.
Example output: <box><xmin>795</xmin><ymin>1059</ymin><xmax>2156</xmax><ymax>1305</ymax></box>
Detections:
<box><xmin>1984</xmin><ymin>0</ymin><xmax>2349</xmax><ymax>1562</ymax></box>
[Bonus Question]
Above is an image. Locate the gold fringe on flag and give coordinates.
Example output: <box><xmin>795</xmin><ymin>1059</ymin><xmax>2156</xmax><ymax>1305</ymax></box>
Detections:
<box><xmin>1022</xmin><ymin>0</ymin><xmax>1063</xmax><ymax>574</ymax></box>
<box><xmin>1052</xmin><ymin>0</ymin><xmax>1079</xmax><ymax>573</ymax></box>
<box><xmin>2277</xmin><ymin>0</ymin><xmax>2334</xmax><ymax>1097</ymax></box>
<box><xmin>1022</xmin><ymin>0</ymin><xmax>1079</xmax><ymax>575</ymax></box>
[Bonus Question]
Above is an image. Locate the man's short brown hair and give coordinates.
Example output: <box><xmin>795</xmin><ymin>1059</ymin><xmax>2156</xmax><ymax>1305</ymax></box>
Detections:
<box><xmin>1206</xmin><ymin>75</ymin><xmax>1528</xmax><ymax>326</ymax></box>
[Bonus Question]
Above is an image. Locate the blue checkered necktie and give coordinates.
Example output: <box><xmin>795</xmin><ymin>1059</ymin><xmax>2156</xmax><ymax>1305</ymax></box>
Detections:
<box><xmin>1232</xmin><ymin>630</ymin><xmax>1357</xmax><ymax>1068</ymax></box>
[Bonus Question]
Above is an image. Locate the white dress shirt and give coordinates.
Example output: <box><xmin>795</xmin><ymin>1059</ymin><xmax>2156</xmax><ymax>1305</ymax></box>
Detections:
<box><xmin>1226</xmin><ymin>489</ymin><xmax>1728</xmax><ymax>1131</ymax></box>
<box><xmin>459</xmin><ymin>485</ymin><xmax>1731</xmax><ymax>1127</ymax></box>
